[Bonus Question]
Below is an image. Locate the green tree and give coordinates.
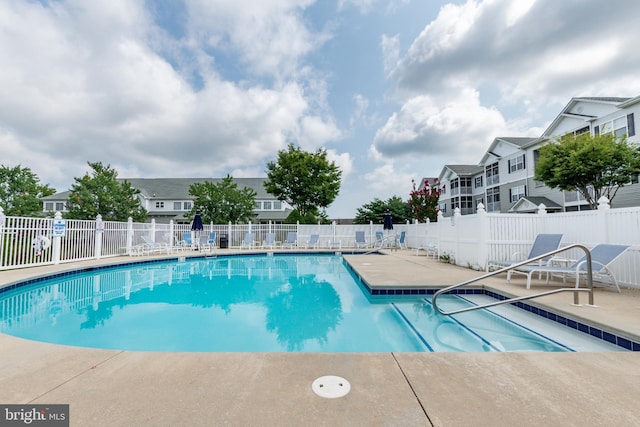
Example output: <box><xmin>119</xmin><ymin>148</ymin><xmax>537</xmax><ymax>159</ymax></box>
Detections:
<box><xmin>408</xmin><ymin>178</ymin><xmax>441</xmax><ymax>222</ymax></box>
<box><xmin>354</xmin><ymin>196</ymin><xmax>409</xmax><ymax>224</ymax></box>
<box><xmin>535</xmin><ymin>132</ymin><xmax>640</xmax><ymax>209</ymax></box>
<box><xmin>264</xmin><ymin>144</ymin><xmax>342</xmax><ymax>218</ymax></box>
<box><xmin>285</xmin><ymin>208</ymin><xmax>330</xmax><ymax>224</ymax></box>
<box><xmin>66</xmin><ymin>162</ymin><xmax>147</xmax><ymax>221</ymax></box>
<box><xmin>0</xmin><ymin>165</ymin><xmax>55</xmax><ymax>216</ymax></box>
<box><xmin>189</xmin><ymin>175</ymin><xmax>257</xmax><ymax>224</ymax></box>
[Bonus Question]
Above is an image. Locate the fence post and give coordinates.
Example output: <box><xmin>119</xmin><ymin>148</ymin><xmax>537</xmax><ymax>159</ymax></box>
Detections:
<box><xmin>476</xmin><ymin>203</ymin><xmax>488</xmax><ymax>269</ymax></box>
<box><xmin>127</xmin><ymin>217</ymin><xmax>133</xmax><ymax>255</ymax></box>
<box><xmin>169</xmin><ymin>220</ymin><xmax>175</xmax><ymax>248</ymax></box>
<box><xmin>94</xmin><ymin>214</ymin><xmax>103</xmax><ymax>259</ymax></box>
<box><xmin>597</xmin><ymin>196</ymin><xmax>611</xmax><ymax>243</ymax></box>
<box><xmin>453</xmin><ymin>208</ymin><xmax>461</xmax><ymax>265</ymax></box>
<box><xmin>436</xmin><ymin>211</ymin><xmax>444</xmax><ymax>257</ymax></box>
<box><xmin>52</xmin><ymin>211</ymin><xmax>63</xmax><ymax>265</ymax></box>
<box><xmin>150</xmin><ymin>218</ymin><xmax>156</xmax><ymax>241</ymax></box>
<box><xmin>0</xmin><ymin>207</ymin><xmax>5</xmax><ymax>261</ymax></box>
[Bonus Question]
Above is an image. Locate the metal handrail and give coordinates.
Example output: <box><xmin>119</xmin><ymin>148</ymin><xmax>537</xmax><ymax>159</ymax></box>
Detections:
<box><xmin>432</xmin><ymin>244</ymin><xmax>595</xmax><ymax>316</ymax></box>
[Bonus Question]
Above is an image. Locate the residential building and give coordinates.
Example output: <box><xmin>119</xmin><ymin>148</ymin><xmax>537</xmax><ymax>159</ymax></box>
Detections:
<box><xmin>42</xmin><ymin>178</ymin><xmax>293</xmax><ymax>224</ymax></box>
<box><xmin>437</xmin><ymin>96</ymin><xmax>640</xmax><ymax>216</ymax></box>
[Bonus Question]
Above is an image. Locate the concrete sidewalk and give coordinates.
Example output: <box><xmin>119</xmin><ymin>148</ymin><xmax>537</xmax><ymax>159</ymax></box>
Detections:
<box><xmin>1</xmin><ymin>250</ymin><xmax>639</xmax><ymax>426</ymax></box>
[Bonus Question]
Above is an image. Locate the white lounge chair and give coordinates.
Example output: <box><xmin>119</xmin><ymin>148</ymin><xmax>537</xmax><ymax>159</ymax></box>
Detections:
<box><xmin>488</xmin><ymin>234</ymin><xmax>564</xmax><ymax>273</ymax></box>
<box><xmin>262</xmin><ymin>233</ymin><xmax>277</xmax><ymax>249</ymax></box>
<box><xmin>282</xmin><ymin>232</ymin><xmax>298</xmax><ymax>249</ymax></box>
<box><xmin>398</xmin><ymin>231</ymin><xmax>407</xmax><ymax>249</ymax></box>
<box><xmin>141</xmin><ymin>235</ymin><xmax>170</xmax><ymax>254</ymax></box>
<box><xmin>240</xmin><ymin>233</ymin><xmax>255</xmax><ymax>249</ymax></box>
<box><xmin>205</xmin><ymin>232</ymin><xmax>217</xmax><ymax>250</ymax></box>
<box><xmin>355</xmin><ymin>231</ymin><xmax>368</xmax><ymax>248</ymax></box>
<box><xmin>177</xmin><ymin>231</ymin><xmax>195</xmax><ymax>251</ymax></box>
<box><xmin>511</xmin><ymin>243</ymin><xmax>629</xmax><ymax>292</ymax></box>
<box><xmin>306</xmin><ymin>234</ymin><xmax>320</xmax><ymax>249</ymax></box>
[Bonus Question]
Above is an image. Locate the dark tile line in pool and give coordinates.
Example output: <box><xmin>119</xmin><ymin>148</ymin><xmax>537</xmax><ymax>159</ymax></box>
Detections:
<box><xmin>345</xmin><ymin>262</ymin><xmax>640</xmax><ymax>352</ymax></box>
<box><xmin>484</xmin><ymin>290</ymin><xmax>640</xmax><ymax>352</ymax></box>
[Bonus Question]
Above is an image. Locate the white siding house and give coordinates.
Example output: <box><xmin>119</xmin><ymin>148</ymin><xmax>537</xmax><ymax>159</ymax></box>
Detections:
<box><xmin>436</xmin><ymin>96</ymin><xmax>640</xmax><ymax>217</ymax></box>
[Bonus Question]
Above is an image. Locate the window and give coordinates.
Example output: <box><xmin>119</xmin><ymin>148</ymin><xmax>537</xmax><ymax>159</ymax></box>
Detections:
<box><xmin>574</xmin><ymin>126</ymin><xmax>589</xmax><ymax>136</ymax></box>
<box><xmin>600</xmin><ymin>113</ymin><xmax>636</xmax><ymax>138</ymax></box>
<box><xmin>509</xmin><ymin>185</ymin><xmax>526</xmax><ymax>202</ymax></box>
<box><xmin>450</xmin><ymin>178</ymin><xmax>459</xmax><ymax>196</ymax></box>
<box><xmin>174</xmin><ymin>202</ymin><xmax>182</xmax><ymax>210</ymax></box>
<box><xmin>183</xmin><ymin>201</ymin><xmax>192</xmax><ymax>210</ymax></box>
<box><xmin>55</xmin><ymin>202</ymin><xmax>65</xmax><ymax>211</ymax></box>
<box><xmin>273</xmin><ymin>201</ymin><xmax>282</xmax><ymax>210</ymax></box>
<box><xmin>474</xmin><ymin>176</ymin><xmax>483</xmax><ymax>188</ymax></box>
<box><xmin>255</xmin><ymin>201</ymin><xmax>262</xmax><ymax>210</ymax></box>
<box><xmin>438</xmin><ymin>203</ymin><xmax>447</xmax><ymax>213</ymax></box>
<box><xmin>508</xmin><ymin>154</ymin><xmax>526</xmax><ymax>173</ymax></box>
<box><xmin>460</xmin><ymin>177</ymin><xmax>472</xmax><ymax>194</ymax></box>
<box><xmin>155</xmin><ymin>201</ymin><xmax>164</xmax><ymax>209</ymax></box>
<box><xmin>486</xmin><ymin>187</ymin><xmax>500</xmax><ymax>212</ymax></box>
<box><xmin>45</xmin><ymin>202</ymin><xmax>54</xmax><ymax>211</ymax></box>
<box><xmin>460</xmin><ymin>196</ymin><xmax>473</xmax><ymax>213</ymax></box>
<box><xmin>486</xmin><ymin>162</ymin><xmax>499</xmax><ymax>186</ymax></box>
<box><xmin>263</xmin><ymin>201</ymin><xmax>272</xmax><ymax>210</ymax></box>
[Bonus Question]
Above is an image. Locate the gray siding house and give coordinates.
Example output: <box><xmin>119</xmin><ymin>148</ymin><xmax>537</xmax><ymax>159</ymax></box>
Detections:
<box><xmin>436</xmin><ymin>96</ymin><xmax>640</xmax><ymax>217</ymax></box>
<box><xmin>42</xmin><ymin>178</ymin><xmax>293</xmax><ymax>224</ymax></box>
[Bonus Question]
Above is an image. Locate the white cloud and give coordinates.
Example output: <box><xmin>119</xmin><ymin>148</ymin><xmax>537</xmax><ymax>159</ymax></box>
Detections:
<box><xmin>380</xmin><ymin>33</ymin><xmax>400</xmax><ymax>76</ymax></box>
<box><xmin>326</xmin><ymin>149</ymin><xmax>353</xmax><ymax>179</ymax></box>
<box><xmin>363</xmin><ymin>163</ymin><xmax>413</xmax><ymax>196</ymax></box>
<box><xmin>186</xmin><ymin>0</ymin><xmax>326</xmax><ymax>79</ymax></box>
<box><xmin>0</xmin><ymin>0</ymin><xmax>342</xmax><ymax>191</ymax></box>
<box><xmin>373</xmin><ymin>89</ymin><xmax>507</xmax><ymax>163</ymax></box>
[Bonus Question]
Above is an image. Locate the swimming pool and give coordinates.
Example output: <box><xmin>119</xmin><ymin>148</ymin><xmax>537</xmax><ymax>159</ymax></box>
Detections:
<box><xmin>0</xmin><ymin>254</ymin><xmax>627</xmax><ymax>352</ymax></box>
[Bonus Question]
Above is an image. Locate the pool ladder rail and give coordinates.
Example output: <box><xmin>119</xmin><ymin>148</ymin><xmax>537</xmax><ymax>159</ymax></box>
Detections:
<box><xmin>432</xmin><ymin>244</ymin><xmax>596</xmax><ymax>316</ymax></box>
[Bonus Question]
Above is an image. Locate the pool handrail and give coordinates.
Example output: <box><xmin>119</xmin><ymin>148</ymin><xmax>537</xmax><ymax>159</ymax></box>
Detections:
<box><xmin>432</xmin><ymin>244</ymin><xmax>595</xmax><ymax>316</ymax></box>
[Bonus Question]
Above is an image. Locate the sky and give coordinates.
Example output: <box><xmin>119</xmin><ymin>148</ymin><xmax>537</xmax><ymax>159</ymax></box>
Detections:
<box><xmin>3</xmin><ymin>0</ymin><xmax>640</xmax><ymax>218</ymax></box>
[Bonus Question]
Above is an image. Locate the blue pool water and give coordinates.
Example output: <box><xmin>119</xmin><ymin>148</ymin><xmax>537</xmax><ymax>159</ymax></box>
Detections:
<box><xmin>0</xmin><ymin>254</ymin><xmax>624</xmax><ymax>352</ymax></box>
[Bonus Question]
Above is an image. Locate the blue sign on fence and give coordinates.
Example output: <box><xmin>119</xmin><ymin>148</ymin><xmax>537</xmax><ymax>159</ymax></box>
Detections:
<box><xmin>52</xmin><ymin>218</ymin><xmax>66</xmax><ymax>237</ymax></box>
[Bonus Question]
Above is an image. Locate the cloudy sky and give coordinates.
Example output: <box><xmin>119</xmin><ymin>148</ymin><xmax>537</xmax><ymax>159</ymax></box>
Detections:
<box><xmin>3</xmin><ymin>0</ymin><xmax>640</xmax><ymax>218</ymax></box>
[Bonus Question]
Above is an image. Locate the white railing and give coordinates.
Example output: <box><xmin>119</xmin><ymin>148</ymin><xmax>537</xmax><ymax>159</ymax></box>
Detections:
<box><xmin>1</xmin><ymin>199</ymin><xmax>639</xmax><ymax>288</ymax></box>
<box><xmin>423</xmin><ymin>198</ymin><xmax>640</xmax><ymax>288</ymax></box>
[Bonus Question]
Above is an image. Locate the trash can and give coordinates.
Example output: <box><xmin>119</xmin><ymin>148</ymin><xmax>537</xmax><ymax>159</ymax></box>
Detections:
<box><xmin>219</xmin><ymin>233</ymin><xmax>229</xmax><ymax>249</ymax></box>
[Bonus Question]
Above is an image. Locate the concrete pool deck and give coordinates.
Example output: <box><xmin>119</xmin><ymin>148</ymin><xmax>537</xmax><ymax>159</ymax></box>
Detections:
<box><xmin>1</xmin><ymin>249</ymin><xmax>639</xmax><ymax>426</ymax></box>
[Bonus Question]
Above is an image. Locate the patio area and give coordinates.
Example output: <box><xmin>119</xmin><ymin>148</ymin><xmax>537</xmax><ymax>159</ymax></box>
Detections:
<box><xmin>1</xmin><ymin>249</ymin><xmax>639</xmax><ymax>426</ymax></box>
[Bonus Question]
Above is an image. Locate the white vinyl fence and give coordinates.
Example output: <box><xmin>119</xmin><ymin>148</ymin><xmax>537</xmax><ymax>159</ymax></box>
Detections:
<box><xmin>1</xmin><ymin>199</ymin><xmax>639</xmax><ymax>288</ymax></box>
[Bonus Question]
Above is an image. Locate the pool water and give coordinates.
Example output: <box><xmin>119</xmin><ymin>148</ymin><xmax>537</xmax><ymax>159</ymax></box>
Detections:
<box><xmin>0</xmin><ymin>254</ymin><xmax>623</xmax><ymax>352</ymax></box>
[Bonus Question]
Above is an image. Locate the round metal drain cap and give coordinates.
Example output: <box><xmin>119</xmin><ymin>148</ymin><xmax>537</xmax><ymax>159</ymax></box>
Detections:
<box><xmin>312</xmin><ymin>375</ymin><xmax>351</xmax><ymax>398</ymax></box>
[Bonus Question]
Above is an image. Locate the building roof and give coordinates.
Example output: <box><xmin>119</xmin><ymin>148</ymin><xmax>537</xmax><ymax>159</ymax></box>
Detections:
<box><xmin>508</xmin><ymin>196</ymin><xmax>562</xmax><ymax>213</ymax></box>
<box><xmin>444</xmin><ymin>165</ymin><xmax>484</xmax><ymax>176</ymax></box>
<box><xmin>541</xmin><ymin>97</ymin><xmax>632</xmax><ymax>138</ymax></box>
<box><xmin>43</xmin><ymin>178</ymin><xmax>278</xmax><ymax>201</ymax></box>
<box><xmin>124</xmin><ymin>178</ymin><xmax>274</xmax><ymax>199</ymax></box>
<box><xmin>495</xmin><ymin>137</ymin><xmax>538</xmax><ymax>147</ymax></box>
<box><xmin>415</xmin><ymin>177</ymin><xmax>439</xmax><ymax>190</ymax></box>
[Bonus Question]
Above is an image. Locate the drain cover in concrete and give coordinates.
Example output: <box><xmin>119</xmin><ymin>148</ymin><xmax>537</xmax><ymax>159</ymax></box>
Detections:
<box><xmin>312</xmin><ymin>375</ymin><xmax>351</xmax><ymax>398</ymax></box>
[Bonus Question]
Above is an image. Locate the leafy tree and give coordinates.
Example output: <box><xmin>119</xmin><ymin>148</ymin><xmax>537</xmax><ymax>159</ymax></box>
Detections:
<box><xmin>66</xmin><ymin>162</ymin><xmax>147</xmax><ymax>221</ymax></box>
<box><xmin>535</xmin><ymin>132</ymin><xmax>640</xmax><ymax>209</ymax></box>
<box><xmin>0</xmin><ymin>165</ymin><xmax>55</xmax><ymax>216</ymax></box>
<box><xmin>264</xmin><ymin>144</ymin><xmax>342</xmax><ymax>218</ymax></box>
<box><xmin>285</xmin><ymin>208</ymin><xmax>330</xmax><ymax>224</ymax></box>
<box><xmin>189</xmin><ymin>175</ymin><xmax>257</xmax><ymax>224</ymax></box>
<box><xmin>354</xmin><ymin>196</ymin><xmax>409</xmax><ymax>224</ymax></box>
<box><xmin>408</xmin><ymin>178</ymin><xmax>441</xmax><ymax>222</ymax></box>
